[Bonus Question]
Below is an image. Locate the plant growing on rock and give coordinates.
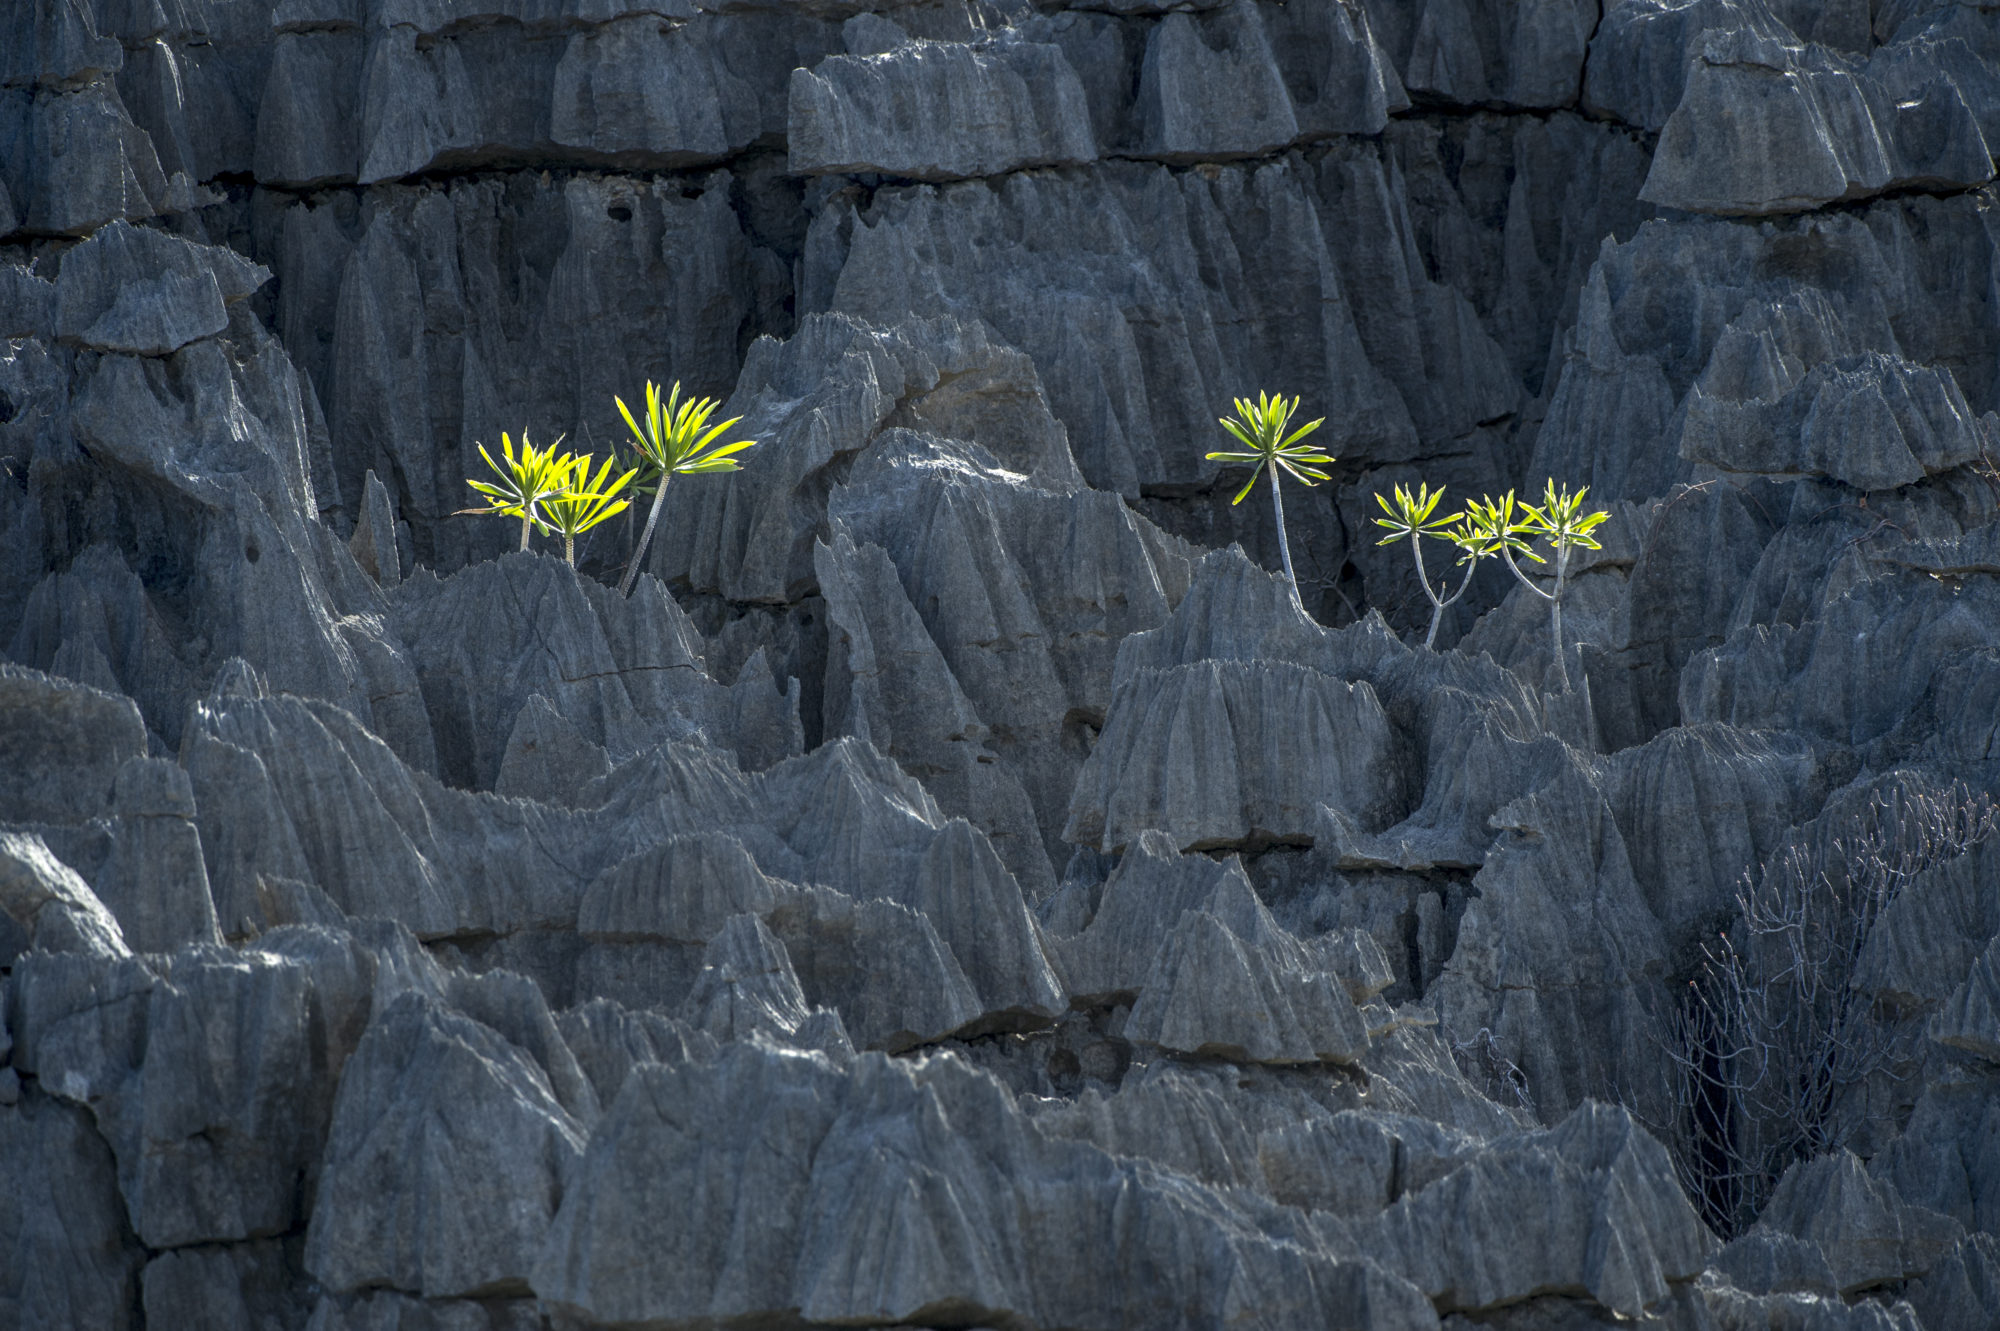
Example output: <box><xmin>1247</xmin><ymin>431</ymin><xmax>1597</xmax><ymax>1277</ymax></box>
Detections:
<box><xmin>1206</xmin><ymin>391</ymin><xmax>1331</xmax><ymax>618</ymax></box>
<box><xmin>613</xmin><ymin>380</ymin><xmax>759</xmax><ymax>597</ymax></box>
<box><xmin>1467</xmin><ymin>481</ymin><xmax>1609</xmax><ymax>691</ymax></box>
<box><xmin>457</xmin><ymin>430</ymin><xmax>579</xmax><ymax>552</ymax></box>
<box><xmin>1372</xmin><ymin>482</ymin><xmax>1495</xmax><ymax>649</ymax></box>
<box><xmin>1655</xmin><ymin>782</ymin><xmax>1997</xmax><ymax>1237</ymax></box>
<box><xmin>539</xmin><ymin>453</ymin><xmax>638</xmax><ymax>567</ymax></box>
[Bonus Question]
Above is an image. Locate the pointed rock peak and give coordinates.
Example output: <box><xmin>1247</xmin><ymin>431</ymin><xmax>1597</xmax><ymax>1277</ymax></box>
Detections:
<box><xmin>0</xmin><ymin>830</ymin><xmax>130</xmax><ymax>960</ymax></box>
<box><xmin>348</xmin><ymin>469</ymin><xmax>401</xmax><ymax>589</ymax></box>
<box><xmin>1125</xmin><ymin>907</ymin><xmax>1370</xmax><ymax>1066</ymax></box>
<box><xmin>579</xmin><ymin>832</ymin><xmax>783</xmax><ymax>945</ymax></box>
<box><xmin>1932</xmin><ymin>936</ymin><xmax>2000</xmax><ymax>1064</ymax></box>
<box><xmin>682</xmin><ymin>913</ymin><xmax>815</xmax><ymax>1047</ymax></box>
<box><xmin>208</xmin><ymin>657</ymin><xmax>270</xmax><ymax>702</ymax></box>
<box><xmin>496</xmin><ymin>693</ymin><xmax>611</xmax><ymax>807</ymax></box>
<box><xmin>1574</xmin><ymin>262</ymin><xmax>1626</xmax><ymax>372</ymax></box>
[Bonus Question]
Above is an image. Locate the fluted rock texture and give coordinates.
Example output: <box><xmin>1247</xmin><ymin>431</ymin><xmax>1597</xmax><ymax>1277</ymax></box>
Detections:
<box><xmin>5</xmin><ymin>2</ymin><xmax>2000</xmax><ymax>1329</ymax></box>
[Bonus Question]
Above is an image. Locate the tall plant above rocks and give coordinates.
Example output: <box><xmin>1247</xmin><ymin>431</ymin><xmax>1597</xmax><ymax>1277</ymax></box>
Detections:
<box><xmin>539</xmin><ymin>454</ymin><xmax>638</xmax><ymax>568</ymax></box>
<box><xmin>1468</xmin><ymin>481</ymin><xmax>1609</xmax><ymax>691</ymax></box>
<box><xmin>1372</xmin><ymin>482</ymin><xmax>1495</xmax><ymax>649</ymax></box>
<box><xmin>613</xmin><ymin>380</ymin><xmax>759</xmax><ymax>597</ymax></box>
<box><xmin>1205</xmin><ymin>392</ymin><xmax>1331</xmax><ymax>618</ymax></box>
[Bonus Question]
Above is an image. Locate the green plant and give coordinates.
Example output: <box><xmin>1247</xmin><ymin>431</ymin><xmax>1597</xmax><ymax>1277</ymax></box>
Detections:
<box><xmin>613</xmin><ymin>381</ymin><xmax>758</xmax><ymax>597</ymax></box>
<box><xmin>458</xmin><ymin>431</ymin><xmax>578</xmax><ymax>551</ymax></box>
<box><xmin>539</xmin><ymin>452</ymin><xmax>638</xmax><ymax>567</ymax></box>
<box><xmin>1206</xmin><ymin>392</ymin><xmax>1331</xmax><ymax>617</ymax></box>
<box><xmin>1371</xmin><ymin>483</ymin><xmax>1494</xmax><ymax>649</ymax></box>
<box><xmin>1468</xmin><ymin>481</ymin><xmax>1609</xmax><ymax>691</ymax></box>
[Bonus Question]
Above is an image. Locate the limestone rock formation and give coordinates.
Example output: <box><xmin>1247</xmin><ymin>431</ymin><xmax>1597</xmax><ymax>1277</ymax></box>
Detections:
<box><xmin>6</xmin><ymin>0</ymin><xmax>2000</xmax><ymax>1327</ymax></box>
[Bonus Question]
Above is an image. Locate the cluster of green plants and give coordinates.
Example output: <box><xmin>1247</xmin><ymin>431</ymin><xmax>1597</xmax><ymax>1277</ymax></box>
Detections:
<box><xmin>458</xmin><ymin>381</ymin><xmax>755</xmax><ymax>591</ymax></box>
<box><xmin>1212</xmin><ymin>393</ymin><xmax>1608</xmax><ymax>689</ymax></box>
<box><xmin>1373</xmin><ymin>479</ymin><xmax>1607</xmax><ymax>688</ymax></box>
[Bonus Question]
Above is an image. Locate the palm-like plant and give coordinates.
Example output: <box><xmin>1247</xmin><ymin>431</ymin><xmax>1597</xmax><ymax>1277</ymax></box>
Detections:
<box><xmin>1206</xmin><ymin>392</ymin><xmax>1331</xmax><ymax>617</ymax></box>
<box><xmin>1469</xmin><ymin>481</ymin><xmax>1610</xmax><ymax>690</ymax></box>
<box><xmin>613</xmin><ymin>380</ymin><xmax>758</xmax><ymax>597</ymax></box>
<box><xmin>1373</xmin><ymin>483</ymin><xmax>1491</xmax><ymax>649</ymax></box>
<box><xmin>539</xmin><ymin>453</ymin><xmax>638</xmax><ymax>567</ymax></box>
<box><xmin>457</xmin><ymin>431</ymin><xmax>577</xmax><ymax>551</ymax></box>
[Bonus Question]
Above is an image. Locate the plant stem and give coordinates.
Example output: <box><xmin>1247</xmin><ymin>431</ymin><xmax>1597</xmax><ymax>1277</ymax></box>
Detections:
<box><xmin>1549</xmin><ymin>545</ymin><xmax>1570</xmax><ymax>691</ymax></box>
<box><xmin>564</xmin><ymin>534</ymin><xmax>575</xmax><ymax>566</ymax></box>
<box><xmin>1422</xmin><ymin>550</ymin><xmax>1481</xmax><ymax>651</ymax></box>
<box><xmin>519</xmin><ymin>511</ymin><xmax>533</xmax><ymax>552</ymax></box>
<box><xmin>1499</xmin><ymin>544</ymin><xmax>1567</xmax><ymax>690</ymax></box>
<box><xmin>1270</xmin><ymin>468</ymin><xmax>1305</xmax><ymax>618</ymax></box>
<box><xmin>618</xmin><ymin>476</ymin><xmax>670</xmax><ymax>597</ymax></box>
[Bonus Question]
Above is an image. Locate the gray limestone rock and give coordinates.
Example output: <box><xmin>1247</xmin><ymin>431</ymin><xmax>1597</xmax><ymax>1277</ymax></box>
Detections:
<box><xmin>1052</xmin><ymin>829</ymin><xmax>1255</xmax><ymax>1002</ymax></box>
<box><xmin>0</xmin><ymin>829</ymin><xmax>130</xmax><ymax>959</ymax></box>
<box><xmin>555</xmin><ymin>997</ymin><xmax>718</xmax><ymax>1110</ymax></box>
<box><xmin>1934</xmin><ymin>934</ymin><xmax>2000</xmax><ymax>1062</ymax></box>
<box><xmin>680</xmin><ymin>911</ymin><xmax>817</xmax><ymax>1045</ymax></box>
<box><xmin>1260</xmin><ymin>1108</ymin><xmax>1481</xmax><ymax>1217</ymax></box>
<box><xmin>790</xmin><ymin>38</ymin><xmax>1096</xmax><ymax>179</ymax></box>
<box><xmin>537</xmin><ymin>1039</ymin><xmax>1445</xmax><ymax>1330</ymax></box>
<box><xmin>1713</xmin><ymin>1228</ymin><xmax>1843</xmax><ymax>1297</ymax></box>
<box><xmin>1874</xmin><ymin>1072</ymin><xmax>2000</xmax><ymax>1234</ymax></box>
<box><xmin>1125</xmin><ymin>905</ymin><xmax>1372</xmax><ymax>1064</ymax></box>
<box><xmin>388</xmin><ymin>551</ymin><xmax>788</xmax><ymax>789</ymax></box>
<box><xmin>55</xmin><ymin>220</ymin><xmax>268</xmax><ymax>356</ymax></box>
<box><xmin>306</xmin><ymin>990</ymin><xmax>587</xmax><ymax>1299</ymax></box>
<box><xmin>286</xmin><ymin>170</ymin><xmax>756</xmax><ymax>570</ymax></box>
<box><xmin>12</xmin><ymin>0</ymin><xmax>2000</xmax><ymax>1321</ymax></box>
<box><xmin>347</xmin><ymin>469</ymin><xmax>402</xmax><ymax>590</ymax></box>
<box><xmin>143</xmin><ymin>1240</ymin><xmax>311</xmax><ymax>1331</ymax></box>
<box><xmin>1341</xmin><ymin>1101</ymin><xmax>1714</xmax><ymax>1317</ymax></box>
<box><xmin>1751</xmin><ymin>1151</ymin><xmax>1965</xmax><ymax>1293</ymax></box>
<box><xmin>0</xmin><ymin>665</ymin><xmax>145</xmax><ymax>825</ymax></box>
<box><xmin>803</xmin><ymin>154</ymin><xmax>1503</xmax><ymax>498</ymax></box>
<box><xmin>0</xmin><ymin>1089</ymin><xmax>144</xmax><ymax>1331</ymax></box>
<box><xmin>494</xmin><ymin>694</ymin><xmax>613</xmax><ymax>806</ymax></box>
<box><xmin>20</xmin><ymin>755</ymin><xmax>225</xmax><ymax>955</ymax></box>
<box><xmin>1136</xmin><ymin>4</ymin><xmax>1299</xmax><ymax>160</ymax></box>
<box><xmin>1903</xmin><ymin>1233</ymin><xmax>2000</xmax><ymax>1331</ymax></box>
<box><xmin>1066</xmin><ymin>655</ymin><xmax>1401</xmax><ymax>853</ymax></box>
<box><xmin>1642</xmin><ymin>30</ymin><xmax>1995</xmax><ymax>215</ymax></box>
<box><xmin>1681</xmin><ymin>352</ymin><xmax>1988</xmax><ymax>491</ymax></box>
<box><xmin>1363</xmin><ymin>0</ymin><xmax>1598</xmax><ymax>110</ymax></box>
<box><xmin>0</xmin><ymin>79</ymin><xmax>177</xmax><ymax>236</ymax></box>
<box><xmin>0</xmin><ymin>261</ymin><xmax>55</xmax><ymax>339</ymax></box>
<box><xmin>306</xmin><ymin>1288</ymin><xmax>546</xmax><ymax>1331</ymax></box>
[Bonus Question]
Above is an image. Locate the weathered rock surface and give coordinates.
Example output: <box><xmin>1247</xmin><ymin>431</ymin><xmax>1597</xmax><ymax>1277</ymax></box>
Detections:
<box><xmin>7</xmin><ymin>0</ymin><xmax>2000</xmax><ymax>1328</ymax></box>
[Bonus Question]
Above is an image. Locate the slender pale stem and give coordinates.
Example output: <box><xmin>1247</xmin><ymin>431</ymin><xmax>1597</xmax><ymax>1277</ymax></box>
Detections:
<box><xmin>1499</xmin><ymin>543</ymin><xmax>1568</xmax><ymax>690</ymax></box>
<box><xmin>618</xmin><ymin>477</ymin><xmax>670</xmax><ymax>597</ymax></box>
<box><xmin>1270</xmin><ymin>467</ymin><xmax>1305</xmax><ymax>618</ymax></box>
<box><xmin>564</xmin><ymin>534</ymin><xmax>575</xmax><ymax>566</ymax></box>
<box><xmin>519</xmin><ymin>510</ymin><xmax>533</xmax><ymax>552</ymax></box>
<box><xmin>1423</xmin><ymin>551</ymin><xmax>1480</xmax><ymax>651</ymax></box>
<box><xmin>1549</xmin><ymin>545</ymin><xmax>1570</xmax><ymax>690</ymax></box>
<box><xmin>1409</xmin><ymin>530</ymin><xmax>1439</xmax><ymax>606</ymax></box>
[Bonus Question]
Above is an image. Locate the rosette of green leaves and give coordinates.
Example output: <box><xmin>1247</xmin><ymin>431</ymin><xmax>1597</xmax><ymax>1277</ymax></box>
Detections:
<box><xmin>1469</xmin><ymin>482</ymin><xmax>1609</xmax><ymax>690</ymax></box>
<box><xmin>613</xmin><ymin>380</ymin><xmax>758</xmax><ymax>596</ymax></box>
<box><xmin>457</xmin><ymin>431</ymin><xmax>578</xmax><ymax>551</ymax></box>
<box><xmin>539</xmin><ymin>453</ymin><xmax>638</xmax><ymax>567</ymax></box>
<box><xmin>1205</xmin><ymin>392</ymin><xmax>1331</xmax><ymax>616</ymax></box>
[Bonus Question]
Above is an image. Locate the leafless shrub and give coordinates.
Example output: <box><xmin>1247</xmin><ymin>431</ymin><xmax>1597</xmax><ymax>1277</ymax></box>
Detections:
<box><xmin>1651</xmin><ymin>780</ymin><xmax>1996</xmax><ymax>1237</ymax></box>
<box><xmin>1449</xmin><ymin>1024</ymin><xmax>1537</xmax><ymax>1118</ymax></box>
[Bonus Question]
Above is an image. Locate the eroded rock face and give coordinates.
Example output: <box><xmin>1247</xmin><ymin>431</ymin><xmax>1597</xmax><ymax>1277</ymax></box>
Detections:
<box><xmin>6</xmin><ymin>0</ymin><xmax>2000</xmax><ymax>1328</ymax></box>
